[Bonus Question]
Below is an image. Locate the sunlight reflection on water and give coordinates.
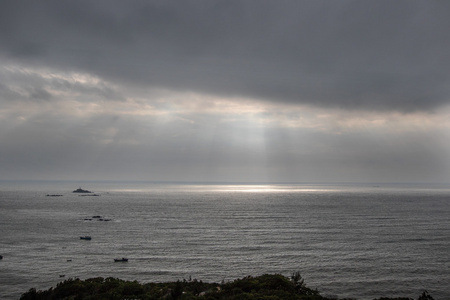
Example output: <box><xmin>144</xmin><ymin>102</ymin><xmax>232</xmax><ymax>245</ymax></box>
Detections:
<box><xmin>107</xmin><ymin>184</ymin><xmax>341</xmax><ymax>193</ymax></box>
<box><xmin>212</xmin><ymin>185</ymin><xmax>341</xmax><ymax>193</ymax></box>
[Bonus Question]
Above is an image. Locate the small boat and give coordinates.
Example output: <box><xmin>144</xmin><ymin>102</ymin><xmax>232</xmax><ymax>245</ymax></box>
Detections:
<box><xmin>114</xmin><ymin>258</ymin><xmax>128</xmax><ymax>262</ymax></box>
<box><xmin>73</xmin><ymin>188</ymin><xmax>92</xmax><ymax>193</ymax></box>
<box><xmin>80</xmin><ymin>236</ymin><xmax>92</xmax><ymax>240</ymax></box>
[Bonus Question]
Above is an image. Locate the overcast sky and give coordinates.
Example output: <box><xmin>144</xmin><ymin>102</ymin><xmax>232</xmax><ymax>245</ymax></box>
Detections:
<box><xmin>1</xmin><ymin>0</ymin><xmax>450</xmax><ymax>183</ymax></box>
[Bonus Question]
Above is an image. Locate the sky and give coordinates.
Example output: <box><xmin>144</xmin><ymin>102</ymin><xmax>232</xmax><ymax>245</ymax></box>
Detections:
<box><xmin>1</xmin><ymin>0</ymin><xmax>450</xmax><ymax>183</ymax></box>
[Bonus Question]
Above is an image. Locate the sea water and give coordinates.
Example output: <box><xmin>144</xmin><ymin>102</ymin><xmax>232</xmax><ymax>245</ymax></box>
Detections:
<box><xmin>0</xmin><ymin>181</ymin><xmax>449</xmax><ymax>300</ymax></box>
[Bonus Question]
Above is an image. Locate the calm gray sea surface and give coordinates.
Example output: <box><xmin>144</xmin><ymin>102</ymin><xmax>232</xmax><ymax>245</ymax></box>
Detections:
<box><xmin>0</xmin><ymin>181</ymin><xmax>449</xmax><ymax>300</ymax></box>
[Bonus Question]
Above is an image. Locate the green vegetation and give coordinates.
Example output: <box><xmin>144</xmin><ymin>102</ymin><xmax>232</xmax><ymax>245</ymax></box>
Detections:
<box><xmin>20</xmin><ymin>273</ymin><xmax>433</xmax><ymax>300</ymax></box>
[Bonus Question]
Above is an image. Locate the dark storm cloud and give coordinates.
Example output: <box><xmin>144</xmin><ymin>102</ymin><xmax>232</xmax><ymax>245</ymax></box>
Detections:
<box><xmin>1</xmin><ymin>0</ymin><xmax>450</xmax><ymax>111</ymax></box>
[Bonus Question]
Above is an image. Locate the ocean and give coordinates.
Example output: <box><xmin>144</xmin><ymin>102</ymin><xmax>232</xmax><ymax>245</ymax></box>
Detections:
<box><xmin>0</xmin><ymin>181</ymin><xmax>449</xmax><ymax>299</ymax></box>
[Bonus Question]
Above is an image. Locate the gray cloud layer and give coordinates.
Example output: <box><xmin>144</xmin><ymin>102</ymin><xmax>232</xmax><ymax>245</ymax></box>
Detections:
<box><xmin>1</xmin><ymin>109</ymin><xmax>448</xmax><ymax>182</ymax></box>
<box><xmin>2</xmin><ymin>0</ymin><xmax>450</xmax><ymax>111</ymax></box>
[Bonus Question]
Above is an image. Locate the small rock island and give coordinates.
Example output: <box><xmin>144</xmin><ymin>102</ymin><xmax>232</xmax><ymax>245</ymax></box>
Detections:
<box><xmin>72</xmin><ymin>187</ymin><xmax>92</xmax><ymax>193</ymax></box>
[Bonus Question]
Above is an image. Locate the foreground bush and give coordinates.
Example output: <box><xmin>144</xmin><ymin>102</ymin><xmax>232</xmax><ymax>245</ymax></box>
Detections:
<box><xmin>20</xmin><ymin>273</ymin><xmax>433</xmax><ymax>300</ymax></box>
